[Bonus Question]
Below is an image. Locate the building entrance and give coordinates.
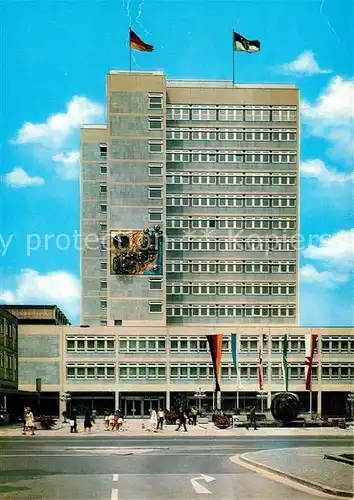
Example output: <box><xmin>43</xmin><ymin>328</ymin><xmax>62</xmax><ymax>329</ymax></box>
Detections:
<box><xmin>122</xmin><ymin>394</ymin><xmax>165</xmax><ymax>418</ymax></box>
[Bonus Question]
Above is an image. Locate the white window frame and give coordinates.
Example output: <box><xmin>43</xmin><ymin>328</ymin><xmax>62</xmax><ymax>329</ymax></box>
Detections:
<box><xmin>149</xmin><ymin>278</ymin><xmax>163</xmax><ymax>291</ymax></box>
<box><xmin>148</xmin><ymin>164</ymin><xmax>163</xmax><ymax>176</ymax></box>
<box><xmin>148</xmin><ymin>117</ymin><xmax>163</xmax><ymax>130</ymax></box>
<box><xmin>218</xmin><ymin>107</ymin><xmax>243</xmax><ymax>121</ymax></box>
<box><xmin>166</xmin><ymin>128</ymin><xmax>190</xmax><ymax>139</ymax></box>
<box><xmin>149</xmin><ymin>93</ymin><xmax>163</xmax><ymax>110</ymax></box>
<box><xmin>149</xmin><ymin>209</ymin><xmax>163</xmax><ymax>222</ymax></box>
<box><xmin>149</xmin><ymin>302</ymin><xmax>162</xmax><ymax>314</ymax></box>
<box><xmin>148</xmin><ymin>141</ymin><xmax>163</xmax><ymax>153</ymax></box>
<box><xmin>148</xmin><ymin>186</ymin><xmax>163</xmax><ymax>199</ymax></box>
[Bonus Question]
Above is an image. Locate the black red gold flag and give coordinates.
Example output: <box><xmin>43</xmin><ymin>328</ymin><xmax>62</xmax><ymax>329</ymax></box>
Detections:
<box><xmin>130</xmin><ymin>29</ymin><xmax>154</xmax><ymax>52</ymax></box>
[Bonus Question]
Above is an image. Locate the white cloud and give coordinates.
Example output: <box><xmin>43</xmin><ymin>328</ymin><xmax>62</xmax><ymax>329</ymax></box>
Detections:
<box><xmin>300</xmin><ymin>264</ymin><xmax>349</xmax><ymax>288</ymax></box>
<box><xmin>14</xmin><ymin>95</ymin><xmax>104</xmax><ymax>148</ymax></box>
<box><xmin>302</xmin><ymin>76</ymin><xmax>354</xmax><ymax>161</ymax></box>
<box><xmin>280</xmin><ymin>51</ymin><xmax>331</xmax><ymax>75</ymax></box>
<box><xmin>301</xmin><ymin>159</ymin><xmax>353</xmax><ymax>183</ymax></box>
<box><xmin>0</xmin><ymin>269</ymin><xmax>80</xmax><ymax>319</ymax></box>
<box><xmin>52</xmin><ymin>151</ymin><xmax>80</xmax><ymax>180</ymax></box>
<box><xmin>304</xmin><ymin>229</ymin><xmax>354</xmax><ymax>267</ymax></box>
<box><xmin>4</xmin><ymin>167</ymin><xmax>45</xmax><ymax>188</ymax></box>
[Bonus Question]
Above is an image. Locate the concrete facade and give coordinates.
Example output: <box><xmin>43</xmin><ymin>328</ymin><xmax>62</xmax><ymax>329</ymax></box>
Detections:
<box><xmin>81</xmin><ymin>71</ymin><xmax>299</xmax><ymax>327</ymax></box>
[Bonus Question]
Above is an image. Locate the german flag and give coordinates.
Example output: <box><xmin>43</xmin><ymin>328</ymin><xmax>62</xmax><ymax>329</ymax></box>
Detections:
<box><xmin>207</xmin><ymin>334</ymin><xmax>223</xmax><ymax>392</ymax></box>
<box><xmin>130</xmin><ymin>29</ymin><xmax>154</xmax><ymax>52</ymax></box>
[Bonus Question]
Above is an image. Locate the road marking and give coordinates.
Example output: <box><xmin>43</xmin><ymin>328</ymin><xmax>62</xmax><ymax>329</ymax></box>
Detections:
<box><xmin>113</xmin><ymin>474</ymin><xmax>119</xmax><ymax>482</ymax></box>
<box><xmin>111</xmin><ymin>489</ymin><xmax>119</xmax><ymax>500</ymax></box>
<box><xmin>190</xmin><ymin>474</ymin><xmax>215</xmax><ymax>495</ymax></box>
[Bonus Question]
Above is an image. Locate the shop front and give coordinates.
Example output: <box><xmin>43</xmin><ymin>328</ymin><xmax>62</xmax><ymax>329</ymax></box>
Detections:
<box><xmin>120</xmin><ymin>392</ymin><xmax>165</xmax><ymax>418</ymax></box>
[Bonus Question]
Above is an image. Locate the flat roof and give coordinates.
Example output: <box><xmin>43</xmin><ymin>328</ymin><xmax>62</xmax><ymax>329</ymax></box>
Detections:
<box><xmin>81</xmin><ymin>124</ymin><xmax>106</xmax><ymax>129</ymax></box>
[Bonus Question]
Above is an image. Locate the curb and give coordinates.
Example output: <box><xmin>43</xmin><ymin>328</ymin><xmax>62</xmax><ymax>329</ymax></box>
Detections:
<box><xmin>237</xmin><ymin>454</ymin><xmax>354</xmax><ymax>498</ymax></box>
<box><xmin>324</xmin><ymin>454</ymin><xmax>354</xmax><ymax>466</ymax></box>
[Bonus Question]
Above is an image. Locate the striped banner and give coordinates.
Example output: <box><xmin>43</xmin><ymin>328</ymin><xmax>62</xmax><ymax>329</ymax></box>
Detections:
<box><xmin>207</xmin><ymin>333</ymin><xmax>223</xmax><ymax>392</ymax></box>
<box><xmin>305</xmin><ymin>334</ymin><xmax>318</xmax><ymax>390</ymax></box>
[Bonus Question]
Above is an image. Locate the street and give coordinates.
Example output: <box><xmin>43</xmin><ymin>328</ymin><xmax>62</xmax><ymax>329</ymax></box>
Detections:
<box><xmin>1</xmin><ymin>435</ymin><xmax>352</xmax><ymax>499</ymax></box>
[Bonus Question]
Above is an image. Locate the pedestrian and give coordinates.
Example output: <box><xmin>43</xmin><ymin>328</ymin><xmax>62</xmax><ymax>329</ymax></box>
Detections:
<box><xmin>22</xmin><ymin>406</ymin><xmax>27</xmax><ymax>434</ymax></box>
<box><xmin>109</xmin><ymin>411</ymin><xmax>114</xmax><ymax>430</ymax></box>
<box><xmin>104</xmin><ymin>410</ymin><xmax>110</xmax><ymax>430</ymax></box>
<box><xmin>157</xmin><ymin>408</ymin><xmax>164</xmax><ymax>430</ymax></box>
<box><xmin>113</xmin><ymin>410</ymin><xmax>119</xmax><ymax>431</ymax></box>
<box><xmin>91</xmin><ymin>409</ymin><xmax>97</xmax><ymax>424</ymax></box>
<box><xmin>175</xmin><ymin>408</ymin><xmax>187</xmax><ymax>432</ymax></box>
<box><xmin>117</xmin><ymin>410</ymin><xmax>123</xmax><ymax>432</ymax></box>
<box><xmin>84</xmin><ymin>409</ymin><xmax>92</xmax><ymax>433</ymax></box>
<box><xmin>150</xmin><ymin>408</ymin><xmax>157</xmax><ymax>432</ymax></box>
<box><xmin>70</xmin><ymin>409</ymin><xmax>78</xmax><ymax>433</ymax></box>
<box><xmin>246</xmin><ymin>406</ymin><xmax>258</xmax><ymax>430</ymax></box>
<box><xmin>24</xmin><ymin>407</ymin><xmax>35</xmax><ymax>436</ymax></box>
<box><xmin>191</xmin><ymin>407</ymin><xmax>198</xmax><ymax>426</ymax></box>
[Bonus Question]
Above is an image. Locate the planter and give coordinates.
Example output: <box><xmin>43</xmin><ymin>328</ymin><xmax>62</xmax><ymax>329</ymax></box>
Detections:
<box><xmin>215</xmin><ymin>424</ymin><xmax>230</xmax><ymax>429</ymax></box>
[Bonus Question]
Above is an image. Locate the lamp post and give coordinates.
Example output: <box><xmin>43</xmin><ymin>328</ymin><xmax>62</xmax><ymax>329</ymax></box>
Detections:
<box><xmin>256</xmin><ymin>391</ymin><xmax>267</xmax><ymax>412</ymax></box>
<box><xmin>194</xmin><ymin>387</ymin><xmax>207</xmax><ymax>413</ymax></box>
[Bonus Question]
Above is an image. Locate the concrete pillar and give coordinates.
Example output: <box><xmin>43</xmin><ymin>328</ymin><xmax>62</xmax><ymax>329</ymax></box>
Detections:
<box><xmin>267</xmin><ymin>391</ymin><xmax>272</xmax><ymax>410</ymax></box>
<box><xmin>166</xmin><ymin>391</ymin><xmax>170</xmax><ymax>410</ymax></box>
<box><xmin>317</xmin><ymin>391</ymin><xmax>322</xmax><ymax>417</ymax></box>
<box><xmin>115</xmin><ymin>390</ymin><xmax>119</xmax><ymax>410</ymax></box>
<box><xmin>59</xmin><ymin>395</ymin><xmax>66</xmax><ymax>417</ymax></box>
<box><xmin>3</xmin><ymin>396</ymin><xmax>7</xmax><ymax>411</ymax></box>
<box><xmin>216</xmin><ymin>391</ymin><xmax>222</xmax><ymax>410</ymax></box>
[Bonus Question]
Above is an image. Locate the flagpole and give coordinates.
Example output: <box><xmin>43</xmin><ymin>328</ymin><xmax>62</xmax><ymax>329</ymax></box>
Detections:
<box><xmin>232</xmin><ymin>30</ymin><xmax>235</xmax><ymax>84</ymax></box>
<box><xmin>129</xmin><ymin>27</ymin><xmax>132</xmax><ymax>71</ymax></box>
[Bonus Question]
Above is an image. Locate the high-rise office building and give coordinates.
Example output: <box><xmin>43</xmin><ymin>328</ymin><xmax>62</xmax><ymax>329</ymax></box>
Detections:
<box><xmin>81</xmin><ymin>71</ymin><xmax>299</xmax><ymax>327</ymax></box>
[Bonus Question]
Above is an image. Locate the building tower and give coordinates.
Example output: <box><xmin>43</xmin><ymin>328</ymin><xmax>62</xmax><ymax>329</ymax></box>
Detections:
<box><xmin>81</xmin><ymin>71</ymin><xmax>299</xmax><ymax>327</ymax></box>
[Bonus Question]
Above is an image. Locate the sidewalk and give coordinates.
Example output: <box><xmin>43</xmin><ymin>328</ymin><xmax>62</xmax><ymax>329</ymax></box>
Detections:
<box><xmin>1</xmin><ymin>418</ymin><xmax>353</xmax><ymax>437</ymax></box>
<box><xmin>234</xmin><ymin>446</ymin><xmax>354</xmax><ymax>498</ymax></box>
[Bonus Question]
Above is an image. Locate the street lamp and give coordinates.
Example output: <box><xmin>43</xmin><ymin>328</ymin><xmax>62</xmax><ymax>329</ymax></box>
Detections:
<box><xmin>256</xmin><ymin>391</ymin><xmax>267</xmax><ymax>412</ymax></box>
<box><xmin>60</xmin><ymin>393</ymin><xmax>72</xmax><ymax>419</ymax></box>
<box><xmin>194</xmin><ymin>387</ymin><xmax>207</xmax><ymax>413</ymax></box>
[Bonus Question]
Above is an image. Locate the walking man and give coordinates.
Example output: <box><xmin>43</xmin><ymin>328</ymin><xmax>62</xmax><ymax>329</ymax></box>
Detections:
<box><xmin>175</xmin><ymin>408</ymin><xmax>188</xmax><ymax>432</ymax></box>
<box><xmin>157</xmin><ymin>408</ymin><xmax>164</xmax><ymax>430</ymax></box>
<box><xmin>246</xmin><ymin>406</ymin><xmax>258</xmax><ymax>430</ymax></box>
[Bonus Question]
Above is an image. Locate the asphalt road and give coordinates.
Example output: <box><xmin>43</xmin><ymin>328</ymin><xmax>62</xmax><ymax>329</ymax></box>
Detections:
<box><xmin>1</xmin><ymin>436</ymin><xmax>352</xmax><ymax>499</ymax></box>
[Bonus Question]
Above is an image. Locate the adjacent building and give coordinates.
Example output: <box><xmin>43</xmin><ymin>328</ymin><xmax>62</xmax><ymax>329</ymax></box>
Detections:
<box><xmin>16</xmin><ymin>324</ymin><xmax>354</xmax><ymax>418</ymax></box>
<box><xmin>81</xmin><ymin>71</ymin><xmax>299</xmax><ymax>327</ymax></box>
<box><xmin>0</xmin><ymin>308</ymin><xmax>18</xmax><ymax>410</ymax></box>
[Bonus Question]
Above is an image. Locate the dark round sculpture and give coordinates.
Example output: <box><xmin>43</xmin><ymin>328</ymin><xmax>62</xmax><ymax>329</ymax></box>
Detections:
<box><xmin>271</xmin><ymin>392</ymin><xmax>301</xmax><ymax>424</ymax></box>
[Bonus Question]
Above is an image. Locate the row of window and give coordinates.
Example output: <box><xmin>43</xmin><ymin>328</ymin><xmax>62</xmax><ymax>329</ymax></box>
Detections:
<box><xmin>165</xmin><ymin>239</ymin><xmax>296</xmax><ymax>252</ymax></box>
<box><xmin>167</xmin><ymin>128</ymin><xmax>296</xmax><ymax>141</ymax></box>
<box><xmin>167</xmin><ymin>105</ymin><xmax>297</xmax><ymax>122</ymax></box>
<box><xmin>65</xmin><ymin>363</ymin><xmax>354</xmax><ymax>381</ymax></box>
<box><xmin>66</xmin><ymin>337</ymin><xmax>115</xmax><ymax>352</ymax></box>
<box><xmin>166</xmin><ymin>172</ymin><xmax>296</xmax><ymax>185</ymax></box>
<box><xmin>166</xmin><ymin>304</ymin><xmax>296</xmax><ymax>317</ymax></box>
<box><xmin>167</xmin><ymin>217</ymin><xmax>296</xmax><ymax>230</ymax></box>
<box><xmin>167</xmin><ymin>150</ymin><xmax>296</xmax><ymax>163</ymax></box>
<box><xmin>166</xmin><ymin>194</ymin><xmax>296</xmax><ymax>207</ymax></box>
<box><xmin>65</xmin><ymin>336</ymin><xmax>354</xmax><ymax>354</ymax></box>
<box><xmin>166</xmin><ymin>261</ymin><xmax>296</xmax><ymax>274</ymax></box>
<box><xmin>166</xmin><ymin>282</ymin><xmax>295</xmax><ymax>296</ymax></box>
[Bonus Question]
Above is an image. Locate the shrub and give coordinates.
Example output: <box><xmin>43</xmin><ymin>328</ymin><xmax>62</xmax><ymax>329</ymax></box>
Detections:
<box><xmin>35</xmin><ymin>415</ymin><xmax>57</xmax><ymax>430</ymax></box>
<box><xmin>214</xmin><ymin>415</ymin><xmax>231</xmax><ymax>428</ymax></box>
<box><xmin>165</xmin><ymin>410</ymin><xmax>178</xmax><ymax>424</ymax></box>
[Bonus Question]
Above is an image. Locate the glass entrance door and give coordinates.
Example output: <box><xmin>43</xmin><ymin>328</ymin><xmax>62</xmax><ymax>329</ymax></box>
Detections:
<box><xmin>125</xmin><ymin>399</ymin><xmax>142</xmax><ymax>418</ymax></box>
<box><xmin>143</xmin><ymin>399</ymin><xmax>160</xmax><ymax>416</ymax></box>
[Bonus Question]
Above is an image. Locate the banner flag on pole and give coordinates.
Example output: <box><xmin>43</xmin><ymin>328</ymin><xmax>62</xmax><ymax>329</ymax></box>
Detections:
<box><xmin>130</xmin><ymin>29</ymin><xmax>154</xmax><ymax>52</ymax></box>
<box><xmin>233</xmin><ymin>31</ymin><xmax>261</xmax><ymax>53</ymax></box>
<box><xmin>207</xmin><ymin>333</ymin><xmax>223</xmax><ymax>392</ymax></box>
<box><xmin>282</xmin><ymin>334</ymin><xmax>289</xmax><ymax>392</ymax></box>
<box><xmin>305</xmin><ymin>334</ymin><xmax>318</xmax><ymax>390</ymax></box>
<box><xmin>258</xmin><ymin>340</ymin><xmax>264</xmax><ymax>391</ymax></box>
<box><xmin>231</xmin><ymin>333</ymin><xmax>242</xmax><ymax>388</ymax></box>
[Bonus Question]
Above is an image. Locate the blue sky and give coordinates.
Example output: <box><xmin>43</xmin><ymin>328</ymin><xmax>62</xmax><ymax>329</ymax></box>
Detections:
<box><xmin>0</xmin><ymin>0</ymin><xmax>353</xmax><ymax>325</ymax></box>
